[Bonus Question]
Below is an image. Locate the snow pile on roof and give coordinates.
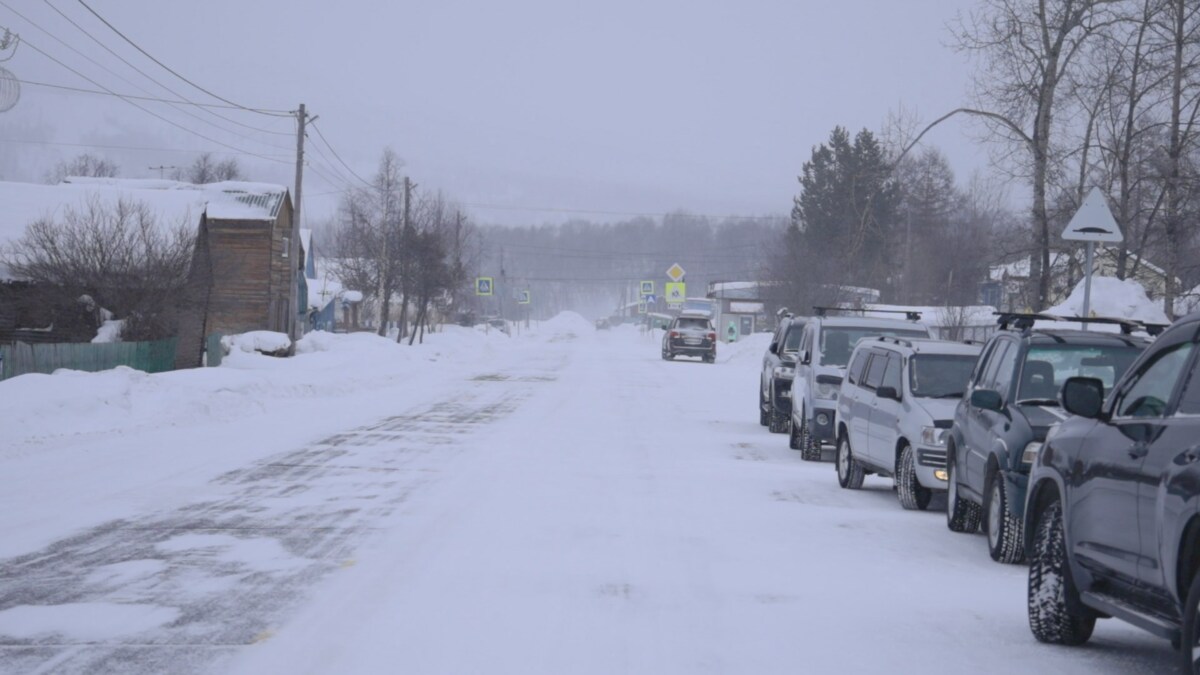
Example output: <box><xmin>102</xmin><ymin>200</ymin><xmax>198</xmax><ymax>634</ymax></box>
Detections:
<box><xmin>1046</xmin><ymin>276</ymin><xmax>1168</xmax><ymax>324</ymax></box>
<box><xmin>0</xmin><ymin>179</ymin><xmax>288</xmax><ymax>253</ymax></box>
<box><xmin>222</xmin><ymin>331</ymin><xmax>292</xmax><ymax>355</ymax></box>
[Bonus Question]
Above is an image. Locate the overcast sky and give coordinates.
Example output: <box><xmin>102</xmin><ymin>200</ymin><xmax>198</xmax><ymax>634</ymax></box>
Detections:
<box><xmin>0</xmin><ymin>0</ymin><xmax>994</xmax><ymax>227</ymax></box>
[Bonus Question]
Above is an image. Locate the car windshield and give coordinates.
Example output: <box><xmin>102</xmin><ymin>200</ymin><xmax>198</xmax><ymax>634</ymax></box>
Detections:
<box><xmin>783</xmin><ymin>326</ymin><xmax>805</xmax><ymax>352</ymax></box>
<box><xmin>820</xmin><ymin>327</ymin><xmax>929</xmax><ymax>367</ymax></box>
<box><xmin>676</xmin><ymin>318</ymin><xmax>710</xmax><ymax>330</ymax></box>
<box><xmin>1017</xmin><ymin>345</ymin><xmax>1142</xmax><ymax>403</ymax></box>
<box><xmin>910</xmin><ymin>354</ymin><xmax>977</xmax><ymax>399</ymax></box>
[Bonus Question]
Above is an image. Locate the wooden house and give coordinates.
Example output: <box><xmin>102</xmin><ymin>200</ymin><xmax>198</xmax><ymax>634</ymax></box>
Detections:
<box><xmin>0</xmin><ymin>178</ymin><xmax>299</xmax><ymax>368</ymax></box>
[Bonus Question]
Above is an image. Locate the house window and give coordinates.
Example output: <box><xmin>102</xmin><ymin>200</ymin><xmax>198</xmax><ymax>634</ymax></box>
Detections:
<box><xmin>282</xmin><ymin>236</ymin><xmax>290</xmax><ymax>258</ymax></box>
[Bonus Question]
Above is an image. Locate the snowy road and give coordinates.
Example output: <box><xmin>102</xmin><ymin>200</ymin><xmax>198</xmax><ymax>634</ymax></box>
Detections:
<box><xmin>0</xmin><ymin>318</ymin><xmax>1177</xmax><ymax>673</ymax></box>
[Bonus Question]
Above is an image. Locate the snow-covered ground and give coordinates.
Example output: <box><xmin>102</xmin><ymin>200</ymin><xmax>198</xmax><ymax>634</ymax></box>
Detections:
<box><xmin>0</xmin><ymin>316</ymin><xmax>1173</xmax><ymax>674</ymax></box>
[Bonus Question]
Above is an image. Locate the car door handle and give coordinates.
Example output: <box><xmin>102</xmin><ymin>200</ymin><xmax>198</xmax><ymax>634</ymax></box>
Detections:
<box><xmin>1128</xmin><ymin>443</ymin><xmax>1149</xmax><ymax>460</ymax></box>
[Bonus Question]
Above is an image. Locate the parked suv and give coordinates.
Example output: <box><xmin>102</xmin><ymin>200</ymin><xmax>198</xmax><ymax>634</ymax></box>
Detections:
<box><xmin>945</xmin><ymin>314</ymin><xmax>1150</xmax><ymax>563</ymax></box>
<box><xmin>760</xmin><ymin>314</ymin><xmax>808</xmax><ymax>433</ymax></box>
<box><xmin>788</xmin><ymin>309</ymin><xmax>931</xmax><ymax>461</ymax></box>
<box><xmin>662</xmin><ymin>311</ymin><xmax>717</xmax><ymax>363</ymax></box>
<box><xmin>834</xmin><ymin>337</ymin><xmax>982</xmax><ymax>509</ymax></box>
<box><xmin>1023</xmin><ymin>312</ymin><xmax>1198</xmax><ymax>671</ymax></box>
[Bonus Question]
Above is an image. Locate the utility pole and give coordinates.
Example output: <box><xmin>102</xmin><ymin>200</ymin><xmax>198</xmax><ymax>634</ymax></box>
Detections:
<box><xmin>148</xmin><ymin>165</ymin><xmax>176</xmax><ymax>179</ymax></box>
<box><xmin>289</xmin><ymin>103</ymin><xmax>309</xmax><ymax>345</ymax></box>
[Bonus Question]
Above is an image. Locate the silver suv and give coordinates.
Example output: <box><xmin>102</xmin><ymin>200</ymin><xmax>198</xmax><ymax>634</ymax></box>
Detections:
<box><xmin>834</xmin><ymin>337</ymin><xmax>982</xmax><ymax>509</ymax></box>
<box><xmin>789</xmin><ymin>311</ymin><xmax>932</xmax><ymax>461</ymax></box>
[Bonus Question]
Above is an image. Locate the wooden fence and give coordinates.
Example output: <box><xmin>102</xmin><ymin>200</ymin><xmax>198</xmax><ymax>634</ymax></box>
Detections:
<box><xmin>0</xmin><ymin>338</ymin><xmax>178</xmax><ymax>380</ymax></box>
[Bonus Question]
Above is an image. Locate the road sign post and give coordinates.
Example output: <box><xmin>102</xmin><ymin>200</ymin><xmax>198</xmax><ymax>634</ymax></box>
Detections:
<box><xmin>1061</xmin><ymin>188</ymin><xmax>1124</xmax><ymax>328</ymax></box>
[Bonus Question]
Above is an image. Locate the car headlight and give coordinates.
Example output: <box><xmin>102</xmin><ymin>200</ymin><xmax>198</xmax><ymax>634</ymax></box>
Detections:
<box><xmin>773</xmin><ymin>366</ymin><xmax>794</xmax><ymax>379</ymax></box>
<box><xmin>816</xmin><ymin>382</ymin><xmax>838</xmax><ymax>400</ymax></box>
<box><xmin>920</xmin><ymin>426</ymin><xmax>947</xmax><ymax>447</ymax></box>
<box><xmin>1021</xmin><ymin>441</ymin><xmax>1043</xmax><ymax>465</ymax></box>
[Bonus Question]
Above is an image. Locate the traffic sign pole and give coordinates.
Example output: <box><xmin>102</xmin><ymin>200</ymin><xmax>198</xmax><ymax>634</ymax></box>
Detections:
<box><xmin>1083</xmin><ymin>241</ymin><xmax>1094</xmax><ymax>324</ymax></box>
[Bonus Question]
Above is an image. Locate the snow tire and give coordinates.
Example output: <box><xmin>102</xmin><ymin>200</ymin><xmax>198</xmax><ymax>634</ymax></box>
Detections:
<box><xmin>788</xmin><ymin>418</ymin><xmax>802</xmax><ymax>450</ymax></box>
<box><xmin>946</xmin><ymin>459</ymin><xmax>981</xmax><ymax>533</ymax></box>
<box><xmin>836</xmin><ymin>435</ymin><xmax>864</xmax><ymax>490</ymax></box>
<box><xmin>768</xmin><ymin>411</ymin><xmax>788</xmax><ymax>434</ymax></box>
<box><xmin>897</xmin><ymin>444</ymin><xmax>931</xmax><ymax>511</ymax></box>
<box><xmin>986</xmin><ymin>472</ymin><xmax>1026</xmax><ymax>564</ymax></box>
<box><xmin>800</xmin><ymin>419</ymin><xmax>822</xmax><ymax>462</ymax></box>
<box><xmin>1028</xmin><ymin>501</ymin><xmax>1095</xmax><ymax>646</ymax></box>
<box><xmin>1180</xmin><ymin>567</ymin><xmax>1200</xmax><ymax>674</ymax></box>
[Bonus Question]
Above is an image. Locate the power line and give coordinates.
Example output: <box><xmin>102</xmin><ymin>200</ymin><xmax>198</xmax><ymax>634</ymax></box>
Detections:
<box><xmin>0</xmin><ymin>0</ymin><xmax>291</xmax><ymax>152</ymax></box>
<box><xmin>309</xmin><ymin>121</ymin><xmax>373</xmax><ymax>188</ymax></box>
<box><xmin>16</xmin><ymin>77</ymin><xmax>278</xmax><ymax>110</ymax></box>
<box><xmin>75</xmin><ymin>0</ymin><xmax>292</xmax><ymax>117</ymax></box>
<box><xmin>0</xmin><ymin>136</ymin><xmax>291</xmax><ymax>159</ymax></box>
<box><xmin>41</xmin><ymin>0</ymin><xmax>293</xmax><ymax>136</ymax></box>
<box><xmin>14</xmin><ymin>33</ymin><xmax>291</xmax><ymax>165</ymax></box>
<box><xmin>457</xmin><ymin>201</ymin><xmax>787</xmax><ymax>220</ymax></box>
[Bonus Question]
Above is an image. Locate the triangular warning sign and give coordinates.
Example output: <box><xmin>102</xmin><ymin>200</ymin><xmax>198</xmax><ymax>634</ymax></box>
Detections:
<box><xmin>1062</xmin><ymin>188</ymin><xmax>1123</xmax><ymax>243</ymax></box>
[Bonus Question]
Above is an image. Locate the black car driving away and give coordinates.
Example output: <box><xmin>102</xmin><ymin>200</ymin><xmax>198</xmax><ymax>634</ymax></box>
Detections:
<box><xmin>662</xmin><ymin>311</ymin><xmax>717</xmax><ymax>363</ymax></box>
<box><xmin>945</xmin><ymin>313</ymin><xmax>1150</xmax><ymax>564</ymax></box>
<box><xmin>1025</xmin><ymin>311</ymin><xmax>1200</xmax><ymax>674</ymax></box>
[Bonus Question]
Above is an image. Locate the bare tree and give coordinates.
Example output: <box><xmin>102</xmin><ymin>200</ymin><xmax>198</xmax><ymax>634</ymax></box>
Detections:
<box><xmin>44</xmin><ymin>153</ymin><xmax>119</xmax><ymax>184</ymax></box>
<box><xmin>174</xmin><ymin>153</ymin><xmax>244</xmax><ymax>184</ymax></box>
<box><xmin>950</xmin><ymin>0</ymin><xmax>1120</xmax><ymax>309</ymax></box>
<box><xmin>0</xmin><ymin>197</ymin><xmax>197</xmax><ymax>341</ymax></box>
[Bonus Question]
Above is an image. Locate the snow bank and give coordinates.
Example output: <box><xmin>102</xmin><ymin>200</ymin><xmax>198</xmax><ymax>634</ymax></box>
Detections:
<box><xmin>527</xmin><ymin>311</ymin><xmax>594</xmax><ymax>341</ymax></box>
<box><xmin>1046</xmin><ymin>276</ymin><xmax>1168</xmax><ymax>324</ymax></box>
<box><xmin>222</xmin><ymin>331</ymin><xmax>292</xmax><ymax>355</ymax></box>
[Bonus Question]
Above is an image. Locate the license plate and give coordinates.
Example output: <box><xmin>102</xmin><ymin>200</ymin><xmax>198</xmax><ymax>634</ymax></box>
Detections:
<box><xmin>685</xmin><ymin>339</ymin><xmax>701</xmax><ymax>345</ymax></box>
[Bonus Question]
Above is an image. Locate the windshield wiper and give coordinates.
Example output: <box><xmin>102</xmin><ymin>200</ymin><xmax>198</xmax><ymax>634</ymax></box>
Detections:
<box><xmin>1017</xmin><ymin>398</ymin><xmax>1060</xmax><ymax>407</ymax></box>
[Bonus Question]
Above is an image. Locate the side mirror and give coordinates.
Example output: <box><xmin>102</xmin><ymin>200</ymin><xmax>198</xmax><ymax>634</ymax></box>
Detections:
<box><xmin>1061</xmin><ymin>377</ymin><xmax>1104</xmax><ymax>419</ymax></box>
<box><xmin>768</xmin><ymin>343</ymin><xmax>778</xmax><ymax>355</ymax></box>
<box><xmin>876</xmin><ymin>385</ymin><xmax>900</xmax><ymax>402</ymax></box>
<box><xmin>970</xmin><ymin>389</ymin><xmax>1004</xmax><ymax>412</ymax></box>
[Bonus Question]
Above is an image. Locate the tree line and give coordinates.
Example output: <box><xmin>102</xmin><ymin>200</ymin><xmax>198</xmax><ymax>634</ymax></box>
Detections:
<box><xmin>780</xmin><ymin>0</ymin><xmax>1200</xmax><ymax>318</ymax></box>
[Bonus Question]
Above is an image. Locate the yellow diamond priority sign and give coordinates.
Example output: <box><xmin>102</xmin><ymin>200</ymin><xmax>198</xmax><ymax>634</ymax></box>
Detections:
<box><xmin>666</xmin><ymin>263</ymin><xmax>686</xmax><ymax>282</ymax></box>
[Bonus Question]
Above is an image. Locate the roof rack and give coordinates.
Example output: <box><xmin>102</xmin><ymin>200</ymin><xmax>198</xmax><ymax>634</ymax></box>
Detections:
<box><xmin>813</xmin><ymin>306</ymin><xmax>923</xmax><ymax>321</ymax></box>
<box><xmin>875</xmin><ymin>336</ymin><xmax>915</xmax><ymax>348</ymax></box>
<box><xmin>995</xmin><ymin>311</ymin><xmax>1161</xmax><ymax>336</ymax></box>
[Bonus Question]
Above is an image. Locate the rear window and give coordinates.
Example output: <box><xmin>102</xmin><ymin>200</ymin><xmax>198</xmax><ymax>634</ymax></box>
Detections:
<box><xmin>819</xmin><ymin>327</ymin><xmax>929</xmax><ymax>367</ymax></box>
<box><xmin>676</xmin><ymin>318</ymin><xmax>711</xmax><ymax>330</ymax></box>
<box><xmin>910</xmin><ymin>354</ymin><xmax>978</xmax><ymax>399</ymax></box>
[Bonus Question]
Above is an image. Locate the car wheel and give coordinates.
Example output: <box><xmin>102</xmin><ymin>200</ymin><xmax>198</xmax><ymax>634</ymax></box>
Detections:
<box><xmin>759</xmin><ymin>389</ymin><xmax>770</xmax><ymax>427</ymax></box>
<box><xmin>897</xmin><ymin>444</ymin><xmax>931</xmax><ymax>511</ymax></box>
<box><xmin>836</xmin><ymin>435</ymin><xmax>864</xmax><ymax>489</ymax></box>
<box><xmin>1029</xmin><ymin>501</ymin><xmax>1095</xmax><ymax>646</ymax></box>
<box><xmin>768</xmin><ymin>410</ymin><xmax>788</xmax><ymax>434</ymax></box>
<box><xmin>788</xmin><ymin>419</ymin><xmax>802</xmax><ymax>450</ymax></box>
<box><xmin>946</xmin><ymin>458</ymin><xmax>982</xmax><ymax>533</ymax></box>
<box><xmin>986</xmin><ymin>472</ymin><xmax>1026</xmax><ymax>564</ymax></box>
<box><xmin>800</xmin><ymin>419</ymin><xmax>822</xmax><ymax>461</ymax></box>
<box><xmin>1180</xmin><ymin>567</ymin><xmax>1200</xmax><ymax>673</ymax></box>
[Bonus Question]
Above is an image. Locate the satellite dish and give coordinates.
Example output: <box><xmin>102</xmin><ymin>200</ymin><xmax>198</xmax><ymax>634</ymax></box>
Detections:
<box><xmin>0</xmin><ymin>66</ymin><xmax>18</xmax><ymax>112</ymax></box>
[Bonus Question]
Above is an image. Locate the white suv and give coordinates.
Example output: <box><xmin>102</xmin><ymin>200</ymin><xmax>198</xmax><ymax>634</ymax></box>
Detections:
<box><xmin>833</xmin><ymin>337</ymin><xmax>982</xmax><ymax>509</ymax></box>
<box><xmin>788</xmin><ymin>312</ymin><xmax>932</xmax><ymax>461</ymax></box>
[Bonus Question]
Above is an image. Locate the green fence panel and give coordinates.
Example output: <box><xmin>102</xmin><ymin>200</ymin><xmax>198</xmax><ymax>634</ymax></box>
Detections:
<box><xmin>205</xmin><ymin>333</ymin><xmax>223</xmax><ymax>367</ymax></box>
<box><xmin>0</xmin><ymin>337</ymin><xmax>179</xmax><ymax>380</ymax></box>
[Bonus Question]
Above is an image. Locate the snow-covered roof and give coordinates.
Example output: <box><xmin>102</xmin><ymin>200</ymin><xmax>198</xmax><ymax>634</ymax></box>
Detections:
<box><xmin>64</xmin><ymin>177</ymin><xmax>287</xmax><ymax>221</ymax></box>
<box><xmin>0</xmin><ymin>178</ymin><xmax>288</xmax><ymax>255</ymax></box>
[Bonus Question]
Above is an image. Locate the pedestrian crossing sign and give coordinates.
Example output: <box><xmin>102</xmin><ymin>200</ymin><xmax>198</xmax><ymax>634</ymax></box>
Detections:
<box><xmin>476</xmin><ymin>277</ymin><xmax>494</xmax><ymax>296</ymax></box>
